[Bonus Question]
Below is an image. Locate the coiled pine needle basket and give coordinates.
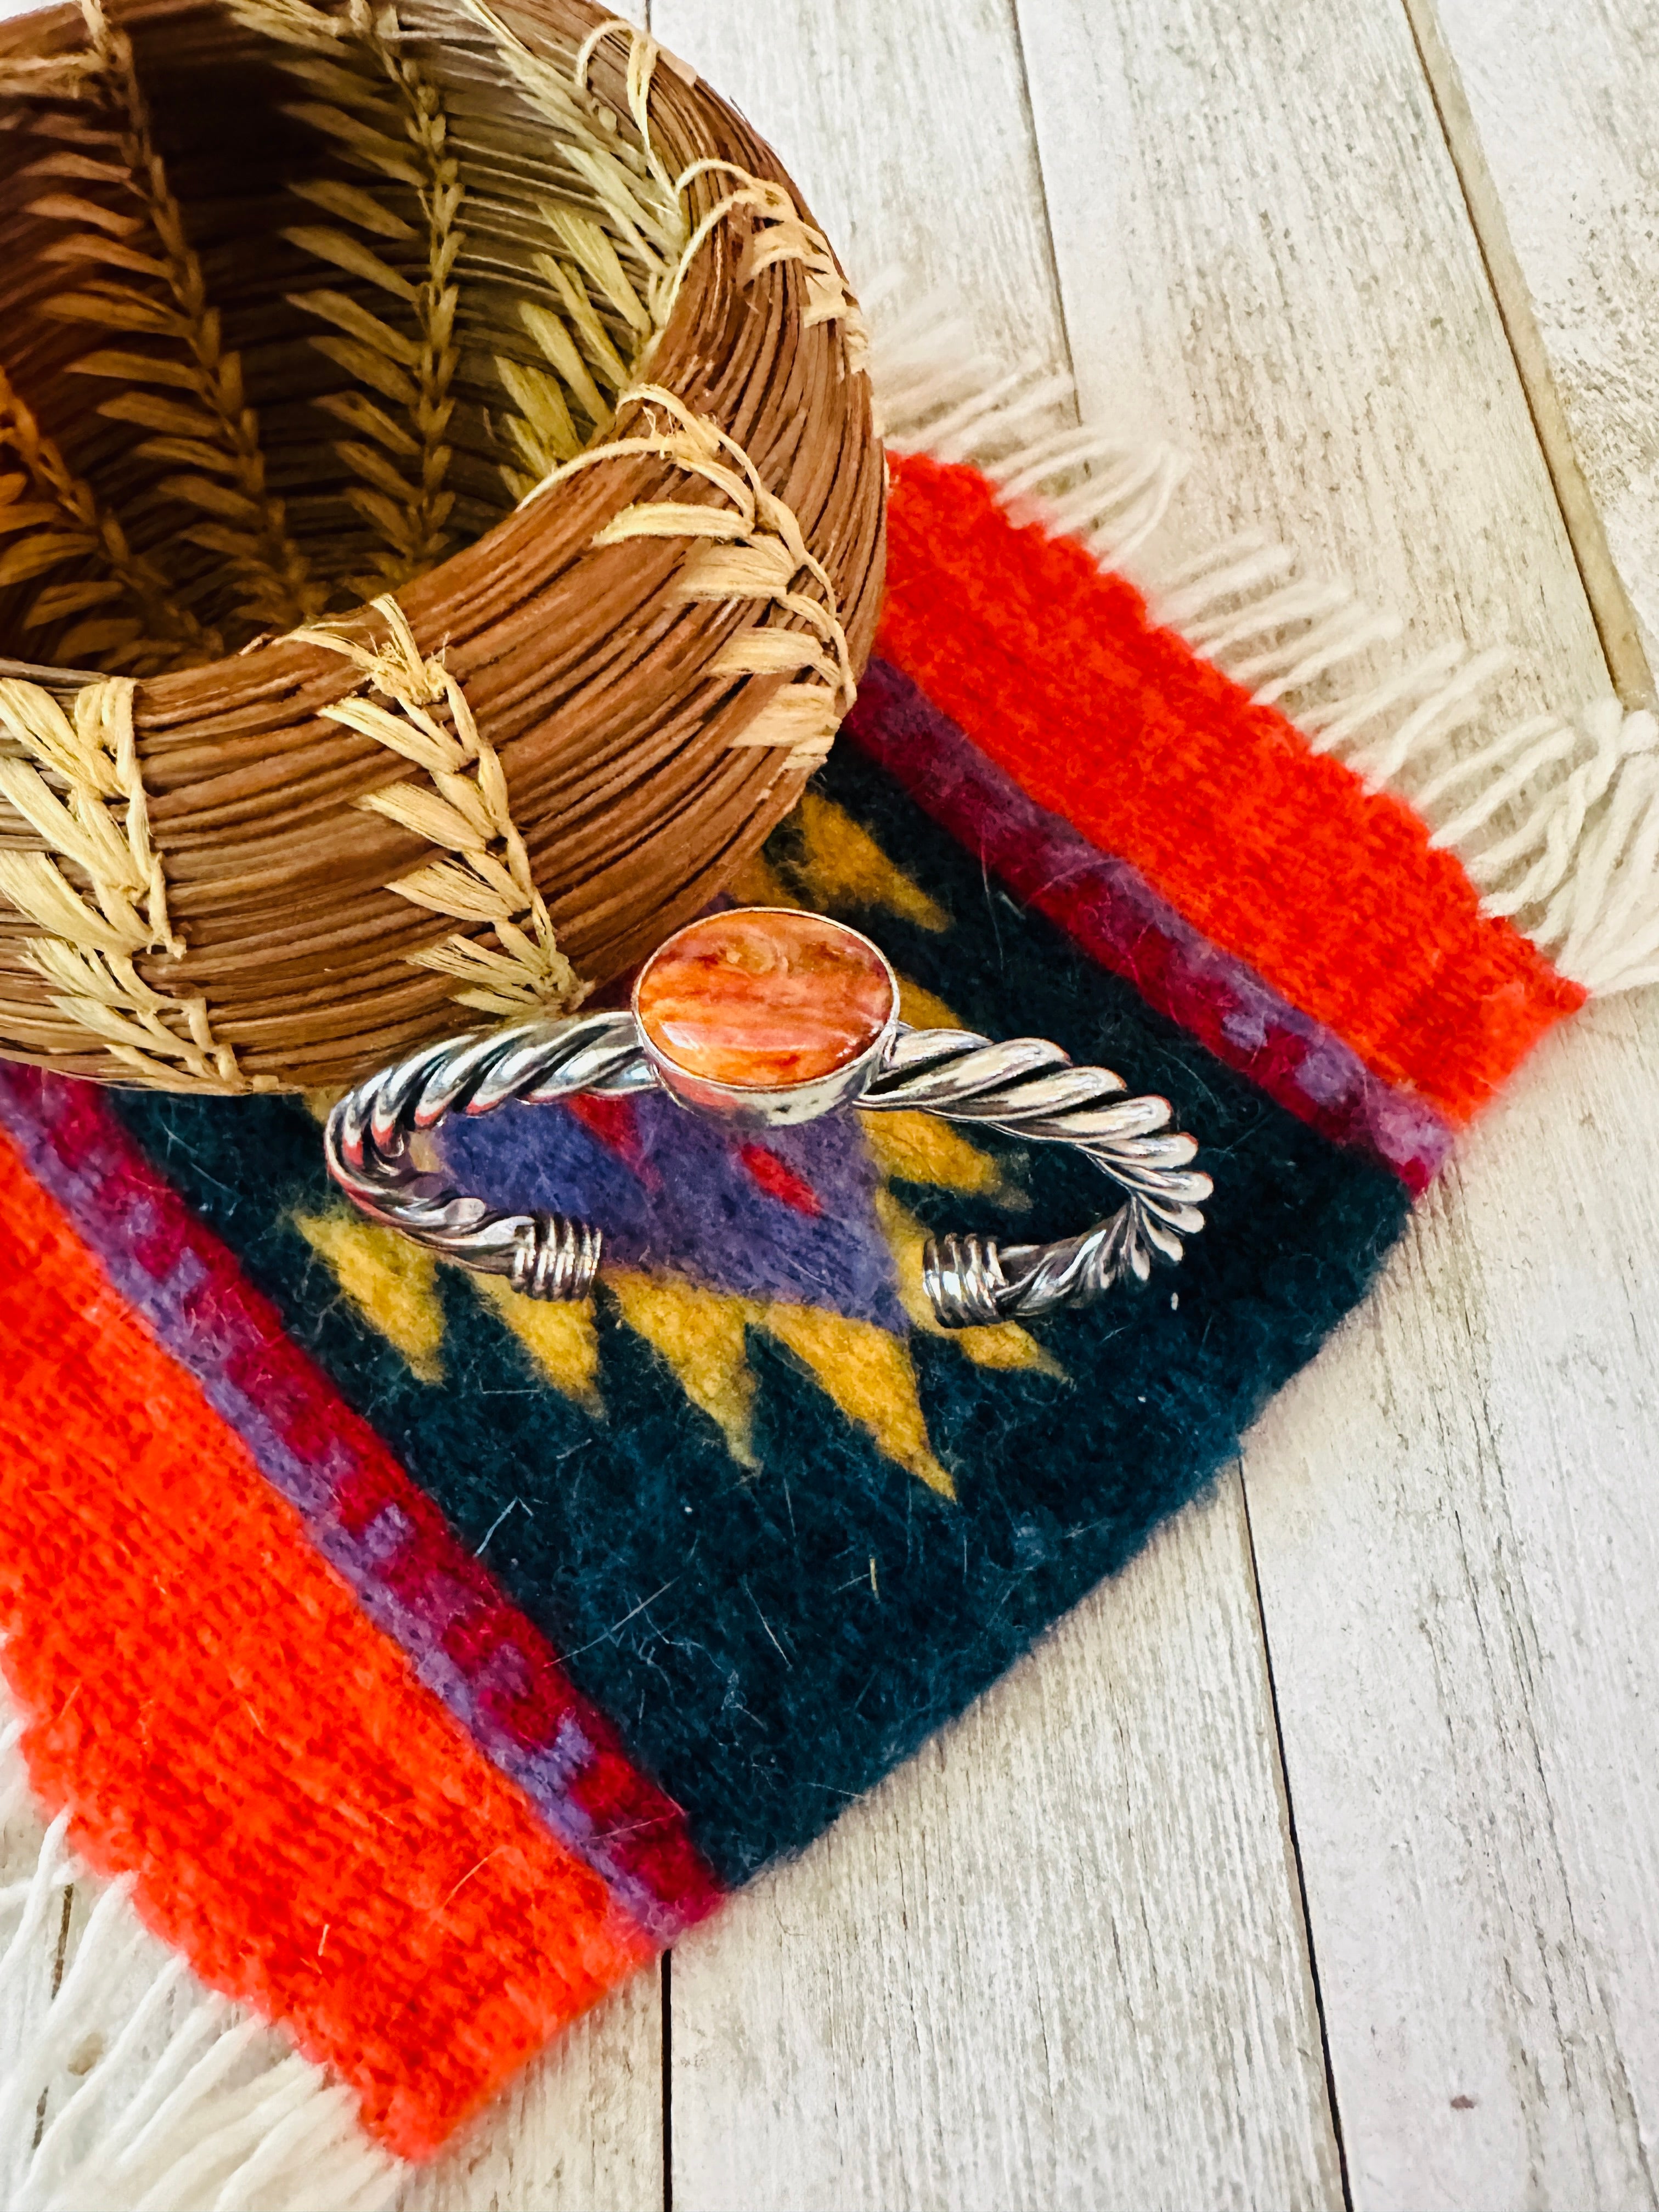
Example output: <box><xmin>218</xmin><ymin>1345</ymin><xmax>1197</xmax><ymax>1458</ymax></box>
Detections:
<box><xmin>0</xmin><ymin>0</ymin><xmax>884</xmax><ymax>1091</ymax></box>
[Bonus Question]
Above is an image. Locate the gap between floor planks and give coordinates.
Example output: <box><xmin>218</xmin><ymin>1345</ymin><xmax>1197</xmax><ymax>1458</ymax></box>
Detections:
<box><xmin>652</xmin><ymin>2</ymin><xmax>1337</xmax><ymax>2205</ymax></box>
<box><xmin>1018</xmin><ymin>2</ymin><xmax>1659</xmax><ymax>2205</ymax></box>
<box><xmin>1401</xmin><ymin>0</ymin><xmax>1653</xmax><ymax>707</ymax></box>
<box><xmin>1427</xmin><ymin>0</ymin><xmax>1659</xmax><ymax>693</ymax></box>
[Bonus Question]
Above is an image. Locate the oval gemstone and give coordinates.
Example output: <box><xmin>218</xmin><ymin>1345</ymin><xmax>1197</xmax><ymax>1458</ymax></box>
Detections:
<box><xmin>636</xmin><ymin>909</ymin><xmax>895</xmax><ymax>1089</ymax></box>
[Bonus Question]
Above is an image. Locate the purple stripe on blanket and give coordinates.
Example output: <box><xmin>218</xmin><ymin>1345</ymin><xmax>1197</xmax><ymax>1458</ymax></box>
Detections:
<box><xmin>0</xmin><ymin>1062</ymin><xmax>715</xmax><ymax>1941</ymax></box>
<box><xmin>847</xmin><ymin>657</ymin><xmax>1454</xmax><ymax>1192</ymax></box>
<box><xmin>437</xmin><ymin>1084</ymin><xmax>909</xmax><ymax>1331</ymax></box>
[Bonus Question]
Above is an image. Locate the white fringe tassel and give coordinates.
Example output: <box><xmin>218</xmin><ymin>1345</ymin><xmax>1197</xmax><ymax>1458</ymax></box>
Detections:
<box><xmin>872</xmin><ymin>303</ymin><xmax>1189</xmax><ymax>568</ymax></box>
<box><xmin>0</xmin><ymin>1716</ymin><xmax>402</xmax><ymax>2212</ymax></box>
<box><xmin>870</xmin><ymin>294</ymin><xmax>1659</xmax><ymax>1000</ymax></box>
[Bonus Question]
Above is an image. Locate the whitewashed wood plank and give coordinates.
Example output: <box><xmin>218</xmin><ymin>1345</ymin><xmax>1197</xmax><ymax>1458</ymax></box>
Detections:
<box><xmin>0</xmin><ymin>1787</ymin><xmax>70</xmax><ymax>2198</ymax></box>
<box><xmin>0</xmin><ymin>0</ymin><xmax>662</xmax><ymax>2199</ymax></box>
<box><xmin>648</xmin><ymin>3</ymin><xmax>1342</xmax><ymax>2204</ymax></box>
<box><xmin>656</xmin><ymin>0</ymin><xmax>1071</xmax><ymax>380</ymax></box>
<box><xmin>1421</xmin><ymin>0</ymin><xmax>1659</xmax><ymax>690</ymax></box>
<box><xmin>1018</xmin><ymin>0</ymin><xmax>1606</xmax><ymax>712</ymax></box>
<box><xmin>3</xmin><ymin>2</ymin><xmax>1650</xmax><ymax>2209</ymax></box>
<box><xmin>1243</xmin><ymin>996</ymin><xmax>1659</xmax><ymax>2211</ymax></box>
<box><xmin>398</xmin><ymin>1967</ymin><xmax>663</xmax><ymax>2212</ymax></box>
<box><xmin>670</xmin><ymin>1477</ymin><xmax>1341</xmax><ymax>2212</ymax></box>
<box><xmin>1017</xmin><ymin>4</ymin><xmax>1659</xmax><ymax>2205</ymax></box>
<box><xmin>400</xmin><ymin>0</ymin><xmax>668</xmax><ymax>2192</ymax></box>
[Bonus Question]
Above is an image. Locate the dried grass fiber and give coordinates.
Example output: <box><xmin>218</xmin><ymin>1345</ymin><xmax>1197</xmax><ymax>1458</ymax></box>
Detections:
<box><xmin>0</xmin><ymin>0</ymin><xmax>884</xmax><ymax>1090</ymax></box>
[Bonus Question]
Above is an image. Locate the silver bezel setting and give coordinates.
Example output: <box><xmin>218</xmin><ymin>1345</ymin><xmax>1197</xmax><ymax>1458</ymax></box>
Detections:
<box><xmin>630</xmin><ymin>907</ymin><xmax>901</xmax><ymax>1129</ymax></box>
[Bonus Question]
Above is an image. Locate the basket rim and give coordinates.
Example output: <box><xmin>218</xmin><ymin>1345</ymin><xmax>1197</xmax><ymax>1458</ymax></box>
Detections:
<box><xmin>0</xmin><ymin>0</ymin><xmax>765</xmax><ymax>705</ymax></box>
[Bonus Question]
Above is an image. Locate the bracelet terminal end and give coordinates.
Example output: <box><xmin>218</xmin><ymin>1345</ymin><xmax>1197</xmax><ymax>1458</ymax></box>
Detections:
<box><xmin>923</xmin><ymin>1233</ymin><xmax>1009</xmax><ymax>1328</ymax></box>
<box><xmin>510</xmin><ymin>1214</ymin><xmax>603</xmax><ymax>1301</ymax></box>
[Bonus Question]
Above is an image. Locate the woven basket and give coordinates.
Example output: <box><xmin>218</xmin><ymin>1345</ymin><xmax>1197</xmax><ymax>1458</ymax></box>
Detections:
<box><xmin>0</xmin><ymin>0</ymin><xmax>884</xmax><ymax>1092</ymax></box>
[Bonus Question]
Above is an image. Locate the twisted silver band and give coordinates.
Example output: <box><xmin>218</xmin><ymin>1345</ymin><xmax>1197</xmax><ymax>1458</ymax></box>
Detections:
<box><xmin>325</xmin><ymin>1011</ymin><xmax>1212</xmax><ymax>1325</ymax></box>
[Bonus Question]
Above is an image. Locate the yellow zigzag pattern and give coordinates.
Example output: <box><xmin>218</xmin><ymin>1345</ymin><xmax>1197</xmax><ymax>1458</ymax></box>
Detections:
<box><xmin>296</xmin><ymin>793</ymin><xmax>1062</xmax><ymax>1496</ymax></box>
<box><xmin>609</xmin><ymin>1272</ymin><xmax>954</xmax><ymax>1497</ymax></box>
<box><xmin>293</xmin><ymin>1207</ymin><xmax>445</xmax><ymax>1383</ymax></box>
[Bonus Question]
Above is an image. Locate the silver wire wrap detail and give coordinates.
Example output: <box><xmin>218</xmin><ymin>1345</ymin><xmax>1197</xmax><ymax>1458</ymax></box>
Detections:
<box><xmin>325</xmin><ymin>1013</ymin><xmax>1212</xmax><ymax>1321</ymax></box>
<box><xmin>326</xmin><ymin>1011</ymin><xmax>652</xmax><ymax>1302</ymax></box>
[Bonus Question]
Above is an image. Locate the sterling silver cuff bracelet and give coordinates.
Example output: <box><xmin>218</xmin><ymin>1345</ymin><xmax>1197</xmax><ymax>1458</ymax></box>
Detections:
<box><xmin>325</xmin><ymin>909</ymin><xmax>1212</xmax><ymax>1327</ymax></box>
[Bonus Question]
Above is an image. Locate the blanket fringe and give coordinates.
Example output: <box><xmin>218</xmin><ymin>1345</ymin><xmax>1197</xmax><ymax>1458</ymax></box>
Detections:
<box><xmin>872</xmin><ymin>304</ymin><xmax>1188</xmax><ymax>568</ymax></box>
<box><xmin>871</xmin><ymin>295</ymin><xmax>1659</xmax><ymax>999</ymax></box>
<box><xmin>0</xmin><ymin>1715</ymin><xmax>400</xmax><ymax>2212</ymax></box>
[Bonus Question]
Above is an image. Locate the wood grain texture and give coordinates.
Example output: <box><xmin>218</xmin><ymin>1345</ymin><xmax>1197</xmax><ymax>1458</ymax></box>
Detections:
<box><xmin>656</xmin><ymin>1</ymin><xmax>1659</xmax><ymax>2208</ymax></box>
<box><xmin>0</xmin><ymin>1790</ymin><xmax>68</xmax><ymax>2205</ymax></box>
<box><xmin>670</xmin><ymin>1478</ymin><xmax>1341</xmax><ymax>2212</ymax></box>
<box><xmin>1015</xmin><ymin>3</ymin><xmax>1659</xmax><ymax>2205</ymax></box>
<box><xmin>0</xmin><ymin>3</ymin><xmax>675</xmax><ymax>2188</ymax></box>
<box><xmin>1246</xmin><ymin>994</ymin><xmax>1659</xmax><ymax>2211</ymax></box>
<box><xmin>397</xmin><ymin>1971</ymin><xmax>663</xmax><ymax>2212</ymax></box>
<box><xmin>1017</xmin><ymin>0</ymin><xmax>1607</xmax><ymax>719</ymax></box>
<box><xmin>649</xmin><ymin>4</ymin><xmax>1339</xmax><ymax>2207</ymax></box>
<box><xmin>661</xmin><ymin>0</ymin><xmax>1071</xmax><ymax>381</ymax></box>
<box><xmin>4</xmin><ymin>0</ymin><xmax>1659</xmax><ymax>2205</ymax></box>
<box><xmin>395</xmin><ymin>3</ymin><xmax>670</xmax><ymax>2196</ymax></box>
<box><xmin>1426</xmin><ymin>0</ymin><xmax>1659</xmax><ymax>692</ymax></box>
<box><xmin>389</xmin><ymin>2</ymin><xmax>670</xmax><ymax>2192</ymax></box>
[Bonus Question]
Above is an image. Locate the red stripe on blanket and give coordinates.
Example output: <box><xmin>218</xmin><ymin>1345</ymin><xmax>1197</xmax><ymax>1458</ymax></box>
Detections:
<box><xmin>880</xmin><ymin>452</ymin><xmax>1583</xmax><ymax>1121</ymax></box>
<box><xmin>0</xmin><ymin>1128</ymin><xmax>653</xmax><ymax>2160</ymax></box>
<box><xmin>0</xmin><ymin>1060</ymin><xmax>721</xmax><ymax>1949</ymax></box>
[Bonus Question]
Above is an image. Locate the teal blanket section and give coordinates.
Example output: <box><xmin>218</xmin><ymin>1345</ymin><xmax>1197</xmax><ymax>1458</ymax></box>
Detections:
<box><xmin>110</xmin><ymin>727</ymin><xmax>1409</xmax><ymax>1887</ymax></box>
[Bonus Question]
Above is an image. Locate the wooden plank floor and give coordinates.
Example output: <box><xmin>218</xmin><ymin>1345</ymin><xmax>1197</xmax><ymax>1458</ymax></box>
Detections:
<box><xmin>4</xmin><ymin>1</ymin><xmax>1658</xmax><ymax>2206</ymax></box>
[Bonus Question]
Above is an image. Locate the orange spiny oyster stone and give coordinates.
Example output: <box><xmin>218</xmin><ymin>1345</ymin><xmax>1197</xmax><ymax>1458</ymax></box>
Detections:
<box><xmin>636</xmin><ymin>910</ymin><xmax>895</xmax><ymax>1088</ymax></box>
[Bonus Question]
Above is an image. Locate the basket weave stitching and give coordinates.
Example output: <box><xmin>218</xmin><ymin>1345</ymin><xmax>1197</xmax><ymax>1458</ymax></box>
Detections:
<box><xmin>0</xmin><ymin>366</ymin><xmax>222</xmax><ymax>668</ymax></box>
<box><xmin>569</xmin><ymin>19</ymin><xmax>868</xmax><ymax>369</ymax></box>
<box><xmin>477</xmin><ymin>10</ymin><xmax>866</xmax><ymax>398</ymax></box>
<box><xmin>297</xmin><ymin>385</ymin><xmax>856</xmax><ymax>1029</ymax></box>
<box><xmin>0</xmin><ymin>0</ymin><xmax>883</xmax><ymax>1087</ymax></box>
<box><xmin>294</xmin><ymin>594</ymin><xmax>586</xmax><ymax>1017</ymax></box>
<box><xmin>0</xmin><ymin>674</ymin><xmax>254</xmax><ymax>1086</ymax></box>
<box><xmin>525</xmin><ymin>381</ymin><xmax>856</xmax><ymax>769</ymax></box>
<box><xmin>41</xmin><ymin>0</ymin><xmax>330</xmax><ymax>634</ymax></box>
<box><xmin>230</xmin><ymin>0</ymin><xmax>468</xmax><ymax>589</ymax></box>
<box><xmin>466</xmin><ymin>0</ymin><xmax>682</xmax><ymax>261</ymax></box>
<box><xmin>572</xmin><ymin>15</ymin><xmax>677</xmax><ymax>200</ymax></box>
<box><xmin>467</xmin><ymin>1</ymin><xmax>682</xmax><ymax>498</ymax></box>
<box><xmin>663</xmin><ymin>157</ymin><xmax>869</xmax><ymax>371</ymax></box>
